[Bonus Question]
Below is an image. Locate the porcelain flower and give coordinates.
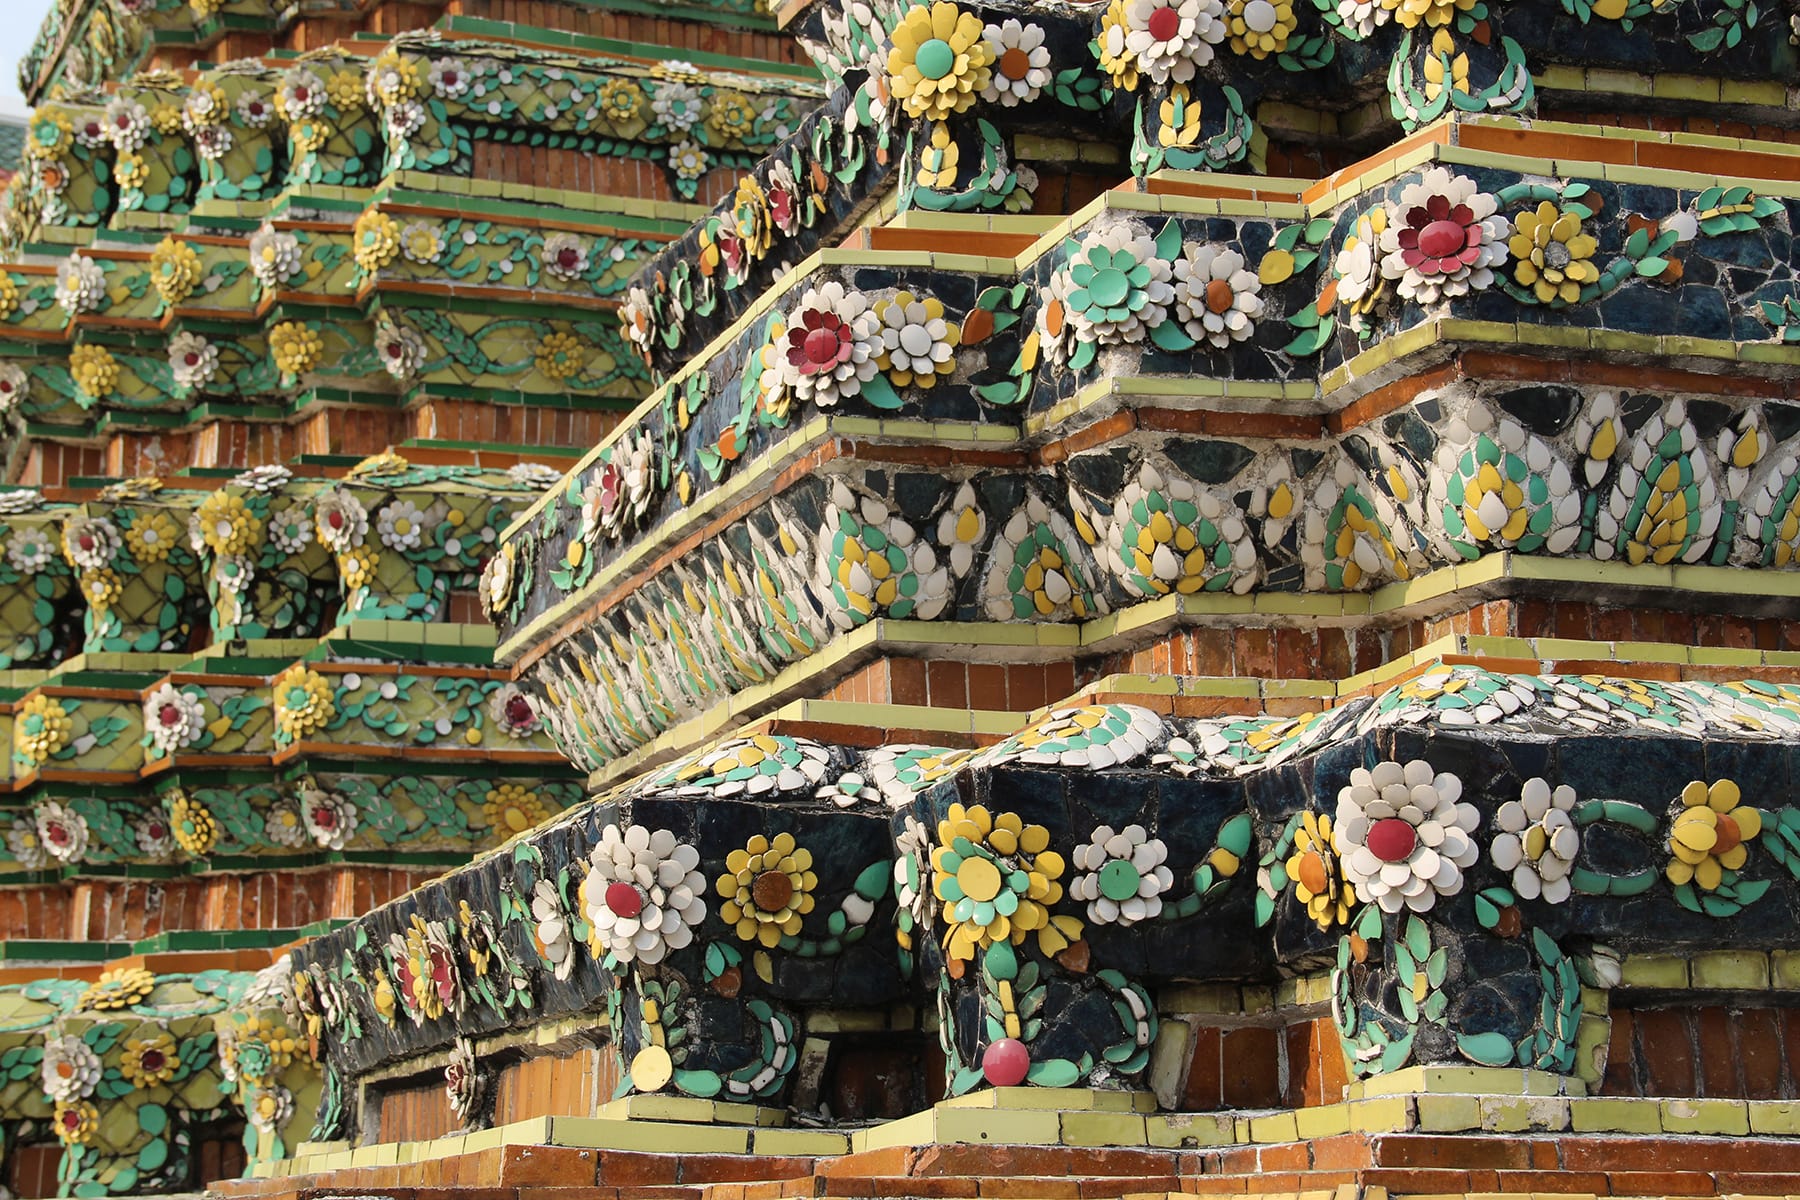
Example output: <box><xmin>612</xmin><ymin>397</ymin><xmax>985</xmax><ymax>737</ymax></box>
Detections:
<box><xmin>1335</xmin><ymin>759</ymin><xmax>1479</xmax><ymax>913</ymax></box>
<box><xmin>1069</xmin><ymin>823</ymin><xmax>1173</xmax><ymax>925</ymax></box>
<box><xmin>581</xmin><ymin>824</ymin><xmax>706</xmax><ymax>965</ymax></box>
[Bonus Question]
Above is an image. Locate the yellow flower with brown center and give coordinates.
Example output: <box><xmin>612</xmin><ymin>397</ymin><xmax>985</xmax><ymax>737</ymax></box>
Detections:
<box><xmin>353</xmin><ymin>209</ymin><xmax>399</xmax><ymax>273</ymax></box>
<box><xmin>705</xmin><ymin>89</ymin><xmax>757</xmax><ymax>143</ymax></box>
<box><xmin>269</xmin><ymin>321</ymin><xmax>323</xmax><ymax>377</ymax></box>
<box><xmin>150</xmin><ymin>238</ymin><xmax>203</xmax><ymax>306</ymax></box>
<box><xmin>930</xmin><ymin>803</ymin><xmax>1078</xmax><ymax>961</ymax></box>
<box><xmin>125</xmin><ymin>510</ymin><xmax>181</xmax><ymax>563</ymax></box>
<box><xmin>114</xmin><ymin>153</ymin><xmax>149</xmax><ymax>191</ymax></box>
<box><xmin>1227</xmin><ymin>0</ymin><xmax>1296</xmax><ymax>56</ymax></box>
<box><xmin>1284</xmin><ymin>811</ymin><xmax>1351</xmax><ymax>929</ymax></box>
<box><xmin>53</xmin><ymin>1101</ymin><xmax>97</xmax><ymax>1145</ymax></box>
<box><xmin>81</xmin><ymin>568</ymin><xmax>123</xmax><ymax>610</ymax></box>
<box><xmin>81</xmin><ymin>965</ymin><xmax>156</xmax><ymax>1010</ymax></box>
<box><xmin>1509</xmin><ymin>198</ymin><xmax>1601</xmax><ymax>306</ymax></box>
<box><xmin>15</xmin><ymin>694</ymin><xmax>72</xmax><ymax>764</ymax></box>
<box><xmin>169</xmin><ymin>789</ymin><xmax>218</xmax><ymax>854</ymax></box>
<box><xmin>119</xmin><ymin>1032</ymin><xmax>180</xmax><ymax>1088</ymax></box>
<box><xmin>1097</xmin><ymin>0</ymin><xmax>1140</xmax><ymax>91</ymax></box>
<box><xmin>1667</xmin><ymin>778</ymin><xmax>1762</xmax><ymax>892</ymax></box>
<box><xmin>326</xmin><ymin>70</ymin><xmax>365</xmax><ymax>112</ymax></box>
<box><xmin>274</xmin><ymin>664</ymin><xmax>336</xmax><ymax>741</ymax></box>
<box><xmin>483</xmin><ymin>782</ymin><xmax>550</xmax><ymax>836</ymax></box>
<box><xmin>887</xmin><ymin>2</ymin><xmax>993</xmax><ymax>123</ymax></box>
<box><xmin>70</xmin><ymin>345</ymin><xmax>120</xmax><ymax>399</ymax></box>
<box><xmin>716</xmin><ymin>832</ymin><xmax>818</xmax><ymax>947</ymax></box>
<box><xmin>535</xmin><ymin>331</ymin><xmax>586</xmax><ymax>381</ymax></box>
<box><xmin>196</xmin><ymin>492</ymin><xmax>263</xmax><ymax>556</ymax></box>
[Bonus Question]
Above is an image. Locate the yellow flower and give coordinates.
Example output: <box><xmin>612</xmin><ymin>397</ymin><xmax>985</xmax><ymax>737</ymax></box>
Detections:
<box><xmin>372</xmin><ymin>972</ymin><xmax>397</xmax><ymax>1024</ymax></box>
<box><xmin>338</xmin><ymin>546</ymin><xmax>378</xmax><ymax>591</ymax></box>
<box><xmin>1509</xmin><ymin>198</ymin><xmax>1601</xmax><ymax>306</ymax></box>
<box><xmin>1285</xmin><ymin>811</ymin><xmax>1351</xmax><ymax>929</ymax></box>
<box><xmin>705</xmin><ymin>90</ymin><xmax>758</xmax><ymax>143</ymax></box>
<box><xmin>269</xmin><ymin>321</ymin><xmax>323</xmax><ymax>376</ymax></box>
<box><xmin>27</xmin><ymin>111</ymin><xmax>72</xmax><ymax>160</ymax></box>
<box><xmin>915</xmin><ymin>122</ymin><xmax>961</xmax><ymax>189</ymax></box>
<box><xmin>483</xmin><ymin>783</ymin><xmax>550</xmax><ymax>836</ymax></box>
<box><xmin>124</xmin><ymin>511</ymin><xmax>179</xmax><ymax>565</ymax></box>
<box><xmin>402</xmin><ymin>915</ymin><xmax>444</xmax><ymax>1020</ymax></box>
<box><xmin>535</xmin><ymin>331</ymin><xmax>586</xmax><ymax>381</ymax></box>
<box><xmin>887</xmin><ymin>2</ymin><xmax>993</xmax><ymax>123</ymax></box>
<box><xmin>81</xmin><ymin>966</ymin><xmax>156</xmax><ymax>1010</ymax></box>
<box><xmin>190</xmin><ymin>0</ymin><xmax>221</xmax><ymax>17</ymax></box>
<box><xmin>733</xmin><ymin>175</ymin><xmax>772</xmax><ymax>261</ymax></box>
<box><xmin>1158</xmin><ymin>84</ymin><xmax>1202</xmax><ymax>148</ymax></box>
<box><xmin>70</xmin><ymin>344</ymin><xmax>120</xmax><ymax>399</ymax></box>
<box><xmin>119</xmin><ymin>1032</ymin><xmax>180</xmax><ymax>1088</ymax></box>
<box><xmin>930</xmin><ymin>803</ymin><xmax>1078</xmax><ymax>961</ymax></box>
<box><xmin>187</xmin><ymin>85</ymin><xmax>228</xmax><ymax>127</ymax></box>
<box><xmin>150</xmin><ymin>238</ymin><xmax>203</xmax><ymax>306</ymax></box>
<box><xmin>291</xmin><ymin>119</ymin><xmax>329</xmax><ymax>154</ymax></box>
<box><xmin>1667</xmin><ymin>779</ymin><xmax>1762</xmax><ymax>892</ymax></box>
<box><xmin>368</xmin><ymin>51</ymin><xmax>421</xmax><ymax>104</ymax></box>
<box><xmin>274</xmin><ymin>665</ymin><xmax>336</xmax><ymax>741</ymax></box>
<box><xmin>150</xmin><ymin>105</ymin><xmax>183</xmax><ymax>135</ymax></box>
<box><xmin>15</xmin><ymin>693</ymin><xmax>72</xmax><ymax>764</ymax></box>
<box><xmin>114</xmin><ymin>153</ymin><xmax>149</xmax><ymax>190</ymax></box>
<box><xmin>597</xmin><ymin>78</ymin><xmax>648</xmax><ymax>128</ymax></box>
<box><xmin>167</xmin><ymin>790</ymin><xmax>217</xmax><ymax>854</ymax></box>
<box><xmin>196</xmin><ymin>491</ymin><xmax>263</xmax><ymax>556</ymax></box>
<box><xmin>0</xmin><ymin>274</ymin><xmax>17</xmax><ymax>320</ymax></box>
<box><xmin>326</xmin><ymin>70</ymin><xmax>365</xmax><ymax>111</ymax></box>
<box><xmin>1228</xmin><ymin>0</ymin><xmax>1296</xmax><ymax>56</ymax></box>
<box><xmin>1383</xmin><ymin>0</ymin><xmax>1477</xmax><ymax>29</ymax></box>
<box><xmin>1421</xmin><ymin>28</ymin><xmax>1469</xmax><ymax>103</ymax></box>
<box><xmin>236</xmin><ymin>1012</ymin><xmax>300</xmax><ymax>1076</ymax></box>
<box><xmin>53</xmin><ymin>1101</ymin><xmax>97</xmax><ymax>1145</ymax></box>
<box><xmin>353</xmin><ymin>209</ymin><xmax>399</xmax><ymax>272</ymax></box>
<box><xmin>717</xmin><ymin>831</ymin><xmax>818</xmax><ymax>947</ymax></box>
<box><xmin>81</xmin><ymin>568</ymin><xmax>122</xmax><ymax>610</ymax></box>
<box><xmin>1097</xmin><ymin>0</ymin><xmax>1140</xmax><ymax>91</ymax></box>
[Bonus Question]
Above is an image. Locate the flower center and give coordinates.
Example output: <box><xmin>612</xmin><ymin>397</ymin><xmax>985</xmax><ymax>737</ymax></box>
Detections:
<box><xmin>1297</xmin><ymin>850</ymin><xmax>1329</xmax><ymax>894</ymax></box>
<box><xmin>1244</xmin><ymin>0</ymin><xmax>1280</xmax><ymax>30</ymax></box>
<box><xmin>1542</xmin><ymin>241</ymin><xmax>1572</xmax><ymax>269</ymax></box>
<box><xmin>1712</xmin><ymin>812</ymin><xmax>1742</xmax><ymax>856</ymax></box>
<box><xmin>1087</xmin><ymin>267</ymin><xmax>1132</xmax><ymax>309</ymax></box>
<box><xmin>505</xmin><ymin>695</ymin><xmax>533</xmax><ymax>725</ymax></box>
<box><xmin>159</xmin><ymin>704</ymin><xmax>182</xmax><ymax>726</ymax></box>
<box><xmin>141</xmin><ymin>1049</ymin><xmax>166</xmax><ymax>1071</ymax></box>
<box><xmin>999</xmin><ymin>47</ymin><xmax>1031</xmax><ymax>80</ymax></box>
<box><xmin>803</xmin><ymin>325</ymin><xmax>846</xmax><ymax>365</ymax></box>
<box><xmin>185</xmin><ymin>352</ymin><xmax>200</xmax><ymax>366</ymax></box>
<box><xmin>956</xmin><ymin>855</ymin><xmax>1003</xmax><ymax>902</ymax></box>
<box><xmin>557</xmin><ymin>247</ymin><xmax>581</xmax><ymax>269</ymax></box>
<box><xmin>604</xmin><ymin>880</ymin><xmax>643</xmax><ymax>918</ymax></box>
<box><xmin>752</xmin><ymin>869</ymin><xmax>795</xmax><ymax>913</ymax></box>
<box><xmin>1147</xmin><ymin>4</ymin><xmax>1183</xmax><ymax>41</ymax></box>
<box><xmin>1417</xmin><ymin>218</ymin><xmax>1468</xmax><ymax>259</ymax></box>
<box><xmin>1204</xmin><ymin>278</ymin><xmax>1236</xmax><ymax>314</ymax></box>
<box><xmin>913</xmin><ymin>38</ymin><xmax>957</xmax><ymax>81</ymax></box>
<box><xmin>1098</xmin><ymin>858</ymin><xmax>1142</xmax><ymax>902</ymax></box>
<box><xmin>1367</xmin><ymin>816</ymin><xmax>1418</xmax><ymax>863</ymax></box>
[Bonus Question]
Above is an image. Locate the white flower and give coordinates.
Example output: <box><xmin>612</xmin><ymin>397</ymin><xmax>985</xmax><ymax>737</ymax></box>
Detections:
<box><xmin>445</xmin><ymin>1038</ymin><xmax>480</xmax><ymax>1125</ymax></box>
<box><xmin>877</xmin><ymin>292</ymin><xmax>957</xmax><ymax>383</ymax></box>
<box><xmin>1060</xmin><ymin>224</ymin><xmax>1174</xmax><ymax>346</ymax></box>
<box><xmin>530</xmin><ymin>877</ymin><xmax>576</xmax><ymax>980</ymax></box>
<box><xmin>386</xmin><ymin>100</ymin><xmax>426</xmax><ymax>141</ymax></box>
<box><xmin>267</xmin><ymin>504</ymin><xmax>312</xmax><ymax>554</ymax></box>
<box><xmin>280</xmin><ymin>69</ymin><xmax>326</xmax><ymax>120</ymax></box>
<box><xmin>619</xmin><ymin>286</ymin><xmax>654</xmax><ymax>359</ymax></box>
<box><xmin>1125</xmin><ymin>0</ymin><xmax>1227</xmax><ymax>84</ymax></box>
<box><xmin>774</xmin><ymin>281</ymin><xmax>884</xmax><ymax>408</ymax></box>
<box><xmin>8</xmin><ymin>528</ymin><xmax>53</xmax><ymax>574</ymax></box>
<box><xmin>6</xmin><ymin>817</ymin><xmax>47</xmax><ymax>868</ymax></box>
<box><xmin>0</xmin><ymin>363</ymin><xmax>28</xmax><ymax>412</ymax></box>
<box><xmin>507</xmin><ymin>462</ymin><xmax>564</xmax><ymax>489</ymax></box>
<box><xmin>249</xmin><ymin>226</ymin><xmax>302</xmax><ymax>290</ymax></box>
<box><xmin>56</xmin><ymin>253</ymin><xmax>106</xmax><ymax>315</ymax></box>
<box><xmin>300</xmin><ymin>785</ymin><xmax>357</xmax><ymax>850</ymax></box>
<box><xmin>193</xmin><ymin>126</ymin><xmax>234</xmax><ymax>162</ymax></box>
<box><xmin>237</xmin><ymin>90</ymin><xmax>275</xmax><ymax>127</ymax></box>
<box><xmin>103</xmin><ymin>98</ymin><xmax>150</xmax><ymax>152</ymax></box>
<box><xmin>651</xmin><ymin>82</ymin><xmax>703</xmax><ymax>131</ymax></box>
<box><xmin>263</xmin><ymin>798</ymin><xmax>309</xmax><ymax>848</ymax></box>
<box><xmin>169</xmin><ymin>331</ymin><xmax>218</xmax><ymax>389</ymax></box>
<box><xmin>41</xmin><ymin>1036</ymin><xmax>102</xmax><ymax>1102</ymax></box>
<box><xmin>1336</xmin><ymin>759</ymin><xmax>1479</xmax><ymax>913</ymax></box>
<box><xmin>399</xmin><ymin>221</ymin><xmax>443</xmax><ymax>265</ymax></box>
<box><xmin>248</xmin><ymin>1084</ymin><xmax>294</xmax><ymax>1133</ymax></box>
<box><xmin>184</xmin><ymin>87</ymin><xmax>227</xmax><ymax>130</ymax></box>
<box><xmin>0</xmin><ymin>490</ymin><xmax>40</xmax><ymax>515</ymax></box>
<box><xmin>430</xmin><ymin>58</ymin><xmax>471</xmax><ymax>98</ymax></box>
<box><xmin>542</xmin><ymin>233</ymin><xmax>588</xmax><ymax>281</ymax></box>
<box><xmin>622</xmin><ymin>432</ymin><xmax>656</xmax><ymax>522</ymax></box>
<box><xmin>376</xmin><ymin>499</ymin><xmax>428</xmax><ymax>551</ymax></box>
<box><xmin>669</xmin><ymin>140</ymin><xmax>708</xmax><ymax>181</ymax></box>
<box><xmin>314</xmin><ymin>490</ymin><xmax>368</xmax><ymax>553</ymax></box>
<box><xmin>375</xmin><ymin>322</ymin><xmax>427</xmax><ymax>379</ymax></box>
<box><xmin>235</xmin><ymin>464</ymin><xmax>291</xmax><ymax>492</ymax></box>
<box><xmin>1336</xmin><ymin>0</ymin><xmax>1389</xmax><ymax>35</ymax></box>
<box><xmin>1491</xmin><ymin>778</ymin><xmax>1579</xmax><ymax>903</ymax></box>
<box><xmin>133</xmin><ymin>810</ymin><xmax>176</xmax><ymax>858</ymax></box>
<box><xmin>144</xmin><ymin>683</ymin><xmax>205</xmax><ymax>754</ymax></box>
<box><xmin>36</xmin><ymin>802</ymin><xmax>88</xmax><ymax>864</ymax></box>
<box><xmin>481</xmin><ymin>546</ymin><xmax>514</xmax><ymax>617</ymax></box>
<box><xmin>1336</xmin><ymin>212</ymin><xmax>1381</xmax><ymax>306</ymax></box>
<box><xmin>1172</xmin><ymin>244</ymin><xmax>1263</xmax><ymax>348</ymax></box>
<box><xmin>1069</xmin><ymin>824</ymin><xmax>1173</xmax><ymax>925</ymax></box>
<box><xmin>580</xmin><ymin>824</ymin><xmax>706</xmax><ymax>965</ymax></box>
<box><xmin>63</xmin><ymin>515</ymin><xmax>121</xmax><ymax>570</ymax></box>
<box><xmin>488</xmin><ymin>683</ymin><xmax>539</xmax><ymax>738</ymax></box>
<box><xmin>1378</xmin><ymin>167</ymin><xmax>1509</xmax><ymax>306</ymax></box>
<box><xmin>216</xmin><ymin>553</ymin><xmax>256</xmax><ymax>594</ymax></box>
<box><xmin>981</xmin><ymin>19</ymin><xmax>1051</xmax><ymax>105</ymax></box>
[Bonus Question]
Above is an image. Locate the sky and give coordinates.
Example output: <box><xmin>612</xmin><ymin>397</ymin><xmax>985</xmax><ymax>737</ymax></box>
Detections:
<box><xmin>0</xmin><ymin>0</ymin><xmax>56</xmax><ymax>123</ymax></box>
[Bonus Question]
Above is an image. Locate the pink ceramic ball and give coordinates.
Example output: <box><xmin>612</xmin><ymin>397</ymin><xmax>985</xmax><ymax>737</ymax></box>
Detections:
<box><xmin>982</xmin><ymin>1038</ymin><xmax>1030</xmax><ymax>1087</ymax></box>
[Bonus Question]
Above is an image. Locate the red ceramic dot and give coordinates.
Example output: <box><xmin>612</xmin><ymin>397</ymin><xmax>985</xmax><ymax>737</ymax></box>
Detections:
<box><xmin>1416</xmin><ymin>218</ymin><xmax>1467</xmax><ymax>260</ymax></box>
<box><xmin>982</xmin><ymin>1037</ymin><xmax>1030</xmax><ymax>1087</ymax></box>
<box><xmin>1366</xmin><ymin>817</ymin><xmax>1418</xmax><ymax>864</ymax></box>
<box><xmin>79</xmin><ymin>535</ymin><xmax>95</xmax><ymax>551</ymax></box>
<box><xmin>803</xmin><ymin>326</ymin><xmax>844</xmax><ymax>365</ymax></box>
<box><xmin>159</xmin><ymin>704</ymin><xmax>181</xmax><ymax>726</ymax></box>
<box><xmin>140</xmin><ymin>1049</ymin><xmax>166</xmax><ymax>1072</ymax></box>
<box><xmin>557</xmin><ymin>248</ymin><xmax>581</xmax><ymax>270</ymax></box>
<box><xmin>1147</xmin><ymin>4</ymin><xmax>1182</xmax><ymax>40</ymax></box>
<box><xmin>505</xmin><ymin>695</ymin><xmax>534</xmax><ymax>725</ymax></box>
<box><xmin>605</xmin><ymin>881</ymin><xmax>643</xmax><ymax>918</ymax></box>
<box><xmin>185</xmin><ymin>352</ymin><xmax>200</xmax><ymax>366</ymax></box>
<box><xmin>328</xmin><ymin>511</ymin><xmax>345</xmax><ymax>529</ymax></box>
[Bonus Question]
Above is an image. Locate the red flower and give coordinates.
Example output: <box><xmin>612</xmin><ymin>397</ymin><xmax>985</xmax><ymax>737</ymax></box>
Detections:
<box><xmin>1397</xmin><ymin>193</ymin><xmax>1483</xmax><ymax>278</ymax></box>
<box><xmin>785</xmin><ymin>310</ymin><xmax>852</xmax><ymax>376</ymax></box>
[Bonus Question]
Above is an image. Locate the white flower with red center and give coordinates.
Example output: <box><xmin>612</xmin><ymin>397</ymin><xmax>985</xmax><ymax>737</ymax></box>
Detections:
<box><xmin>375</xmin><ymin>322</ymin><xmax>427</xmax><ymax>379</ymax></box>
<box><xmin>1125</xmin><ymin>0</ymin><xmax>1226</xmax><ymax>84</ymax></box>
<box><xmin>41</xmin><ymin>1036</ymin><xmax>102</xmax><ymax>1102</ymax></box>
<box><xmin>488</xmin><ymin>683</ymin><xmax>540</xmax><ymax>738</ymax></box>
<box><xmin>386</xmin><ymin>101</ymin><xmax>426</xmax><ymax>141</ymax></box>
<box><xmin>169</xmin><ymin>332</ymin><xmax>218</xmax><ymax>390</ymax></box>
<box><xmin>237</xmin><ymin>91</ymin><xmax>275</xmax><ymax>127</ymax></box>
<box><xmin>62</xmin><ymin>516</ymin><xmax>120</xmax><ymax>571</ymax></box>
<box><xmin>193</xmin><ymin>125</ymin><xmax>234</xmax><ymax>162</ymax></box>
<box><xmin>36</xmin><ymin>803</ymin><xmax>88</xmax><ymax>865</ymax></box>
<box><xmin>1335</xmin><ymin>759</ymin><xmax>1478</xmax><ymax>913</ymax></box>
<box><xmin>430</xmin><ymin>58</ymin><xmax>470</xmax><ymax>98</ymax></box>
<box><xmin>981</xmin><ymin>19</ymin><xmax>1051</xmax><ymax>105</ymax></box>
<box><xmin>775</xmin><ymin>282</ymin><xmax>884</xmax><ymax>408</ymax></box>
<box><xmin>1378</xmin><ymin>167</ymin><xmax>1509</xmax><ymax>305</ymax></box>
<box><xmin>1491</xmin><ymin>777</ymin><xmax>1579</xmax><ymax>903</ymax></box>
<box><xmin>0</xmin><ymin>364</ymin><xmax>28</xmax><ymax>412</ymax></box>
<box><xmin>314</xmin><ymin>489</ymin><xmax>368</xmax><ymax>553</ymax></box>
<box><xmin>767</xmin><ymin>160</ymin><xmax>801</xmax><ymax>236</ymax></box>
<box><xmin>1171</xmin><ymin>243</ymin><xmax>1263</xmax><ymax>348</ymax></box>
<box><xmin>280</xmin><ymin>69</ymin><xmax>326</xmax><ymax>120</ymax></box>
<box><xmin>581</xmin><ymin>824</ymin><xmax>706</xmax><ymax>965</ymax></box>
<box><xmin>300</xmin><ymin>785</ymin><xmax>357</xmax><ymax>850</ymax></box>
<box><xmin>134</xmin><ymin>811</ymin><xmax>176</xmax><ymax>858</ymax></box>
<box><xmin>103</xmin><ymin>98</ymin><xmax>149</xmax><ymax>152</ymax></box>
<box><xmin>144</xmin><ymin>684</ymin><xmax>205</xmax><ymax>755</ymax></box>
<box><xmin>73</xmin><ymin>115</ymin><xmax>107</xmax><ymax>150</ymax></box>
<box><xmin>543</xmin><ymin>233</ymin><xmax>589</xmax><ymax>282</ymax></box>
